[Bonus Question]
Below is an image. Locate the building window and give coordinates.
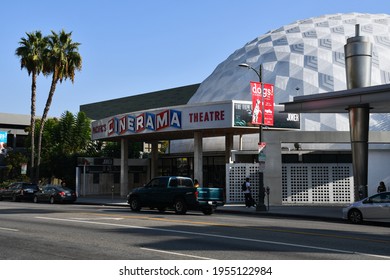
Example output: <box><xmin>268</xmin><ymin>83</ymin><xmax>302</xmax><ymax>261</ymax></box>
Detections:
<box><xmin>143</xmin><ymin>143</ymin><xmax>152</xmax><ymax>153</ymax></box>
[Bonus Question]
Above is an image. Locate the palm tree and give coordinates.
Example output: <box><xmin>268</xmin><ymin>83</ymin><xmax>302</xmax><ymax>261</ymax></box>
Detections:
<box><xmin>36</xmin><ymin>29</ymin><xmax>82</xmax><ymax>180</ymax></box>
<box><xmin>15</xmin><ymin>31</ymin><xmax>48</xmax><ymax>182</ymax></box>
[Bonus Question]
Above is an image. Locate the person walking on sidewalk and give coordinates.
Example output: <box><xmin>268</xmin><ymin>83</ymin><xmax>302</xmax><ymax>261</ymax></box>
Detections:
<box><xmin>242</xmin><ymin>178</ymin><xmax>255</xmax><ymax>208</ymax></box>
<box><xmin>377</xmin><ymin>181</ymin><xmax>387</xmax><ymax>193</ymax></box>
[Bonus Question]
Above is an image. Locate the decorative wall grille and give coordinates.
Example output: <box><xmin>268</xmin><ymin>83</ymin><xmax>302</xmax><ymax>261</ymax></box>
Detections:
<box><xmin>226</xmin><ymin>163</ymin><xmax>354</xmax><ymax>204</ymax></box>
<box><xmin>226</xmin><ymin>163</ymin><xmax>259</xmax><ymax>203</ymax></box>
<box><xmin>282</xmin><ymin>163</ymin><xmax>354</xmax><ymax>204</ymax></box>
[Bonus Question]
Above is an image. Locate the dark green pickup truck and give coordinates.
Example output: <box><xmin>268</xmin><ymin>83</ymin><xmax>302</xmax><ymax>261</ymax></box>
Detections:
<box><xmin>127</xmin><ymin>176</ymin><xmax>224</xmax><ymax>215</ymax></box>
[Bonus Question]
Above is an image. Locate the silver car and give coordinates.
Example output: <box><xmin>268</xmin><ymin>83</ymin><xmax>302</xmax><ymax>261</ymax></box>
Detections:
<box><xmin>342</xmin><ymin>191</ymin><xmax>390</xmax><ymax>223</ymax></box>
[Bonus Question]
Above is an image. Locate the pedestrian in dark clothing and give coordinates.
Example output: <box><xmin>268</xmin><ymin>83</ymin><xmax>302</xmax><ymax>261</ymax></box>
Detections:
<box><xmin>377</xmin><ymin>181</ymin><xmax>386</xmax><ymax>193</ymax></box>
<box><xmin>242</xmin><ymin>178</ymin><xmax>255</xmax><ymax>208</ymax></box>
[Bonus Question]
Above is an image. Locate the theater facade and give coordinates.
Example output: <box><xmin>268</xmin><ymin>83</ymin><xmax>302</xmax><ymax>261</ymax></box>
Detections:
<box><xmin>80</xmin><ymin>13</ymin><xmax>390</xmax><ymax>205</ymax></box>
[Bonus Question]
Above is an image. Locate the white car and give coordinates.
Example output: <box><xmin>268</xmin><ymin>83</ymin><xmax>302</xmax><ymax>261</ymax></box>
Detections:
<box><xmin>342</xmin><ymin>192</ymin><xmax>390</xmax><ymax>223</ymax></box>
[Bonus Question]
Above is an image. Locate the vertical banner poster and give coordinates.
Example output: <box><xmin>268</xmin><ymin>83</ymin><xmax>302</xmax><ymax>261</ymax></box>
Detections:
<box><xmin>250</xmin><ymin>81</ymin><xmax>262</xmax><ymax>125</ymax></box>
<box><xmin>0</xmin><ymin>131</ymin><xmax>7</xmax><ymax>155</ymax></box>
<box><xmin>0</xmin><ymin>131</ymin><xmax>7</xmax><ymax>144</ymax></box>
<box><xmin>263</xmin><ymin>83</ymin><xmax>274</xmax><ymax>126</ymax></box>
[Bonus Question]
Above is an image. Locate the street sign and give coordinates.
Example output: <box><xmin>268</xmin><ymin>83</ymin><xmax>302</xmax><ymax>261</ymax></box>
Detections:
<box><xmin>258</xmin><ymin>142</ymin><xmax>266</xmax><ymax>151</ymax></box>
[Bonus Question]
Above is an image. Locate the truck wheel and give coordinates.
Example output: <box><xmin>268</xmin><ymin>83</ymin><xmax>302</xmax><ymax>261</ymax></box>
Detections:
<box><xmin>129</xmin><ymin>197</ymin><xmax>141</xmax><ymax>212</ymax></box>
<box><xmin>202</xmin><ymin>207</ymin><xmax>214</xmax><ymax>215</ymax></box>
<box><xmin>174</xmin><ymin>199</ymin><xmax>187</xmax><ymax>215</ymax></box>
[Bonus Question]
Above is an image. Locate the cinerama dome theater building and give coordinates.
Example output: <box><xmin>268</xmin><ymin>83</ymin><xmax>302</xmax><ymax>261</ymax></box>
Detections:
<box><xmin>171</xmin><ymin>13</ymin><xmax>390</xmax><ymax>204</ymax></box>
<box><xmin>190</xmin><ymin>12</ymin><xmax>390</xmax><ymax>131</ymax></box>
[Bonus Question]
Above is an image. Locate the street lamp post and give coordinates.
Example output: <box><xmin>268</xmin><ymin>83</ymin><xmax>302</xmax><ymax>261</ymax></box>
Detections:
<box><xmin>239</xmin><ymin>63</ymin><xmax>267</xmax><ymax>211</ymax></box>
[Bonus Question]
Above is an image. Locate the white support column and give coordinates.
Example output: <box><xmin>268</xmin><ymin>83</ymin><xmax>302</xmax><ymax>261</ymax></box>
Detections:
<box><xmin>194</xmin><ymin>132</ymin><xmax>203</xmax><ymax>186</ymax></box>
<box><xmin>225</xmin><ymin>133</ymin><xmax>234</xmax><ymax>164</ymax></box>
<box><xmin>75</xmin><ymin>167</ymin><xmax>81</xmax><ymax>197</ymax></box>
<box><xmin>120</xmin><ymin>138</ymin><xmax>129</xmax><ymax>197</ymax></box>
<box><xmin>263</xmin><ymin>131</ymin><xmax>283</xmax><ymax>205</ymax></box>
<box><xmin>151</xmin><ymin>141</ymin><xmax>158</xmax><ymax>178</ymax></box>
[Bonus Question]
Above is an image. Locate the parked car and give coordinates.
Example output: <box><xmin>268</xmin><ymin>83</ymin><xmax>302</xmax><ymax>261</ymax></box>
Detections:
<box><xmin>127</xmin><ymin>176</ymin><xmax>224</xmax><ymax>215</ymax></box>
<box><xmin>0</xmin><ymin>182</ymin><xmax>39</xmax><ymax>202</ymax></box>
<box><xmin>33</xmin><ymin>184</ymin><xmax>77</xmax><ymax>204</ymax></box>
<box><xmin>342</xmin><ymin>191</ymin><xmax>390</xmax><ymax>223</ymax></box>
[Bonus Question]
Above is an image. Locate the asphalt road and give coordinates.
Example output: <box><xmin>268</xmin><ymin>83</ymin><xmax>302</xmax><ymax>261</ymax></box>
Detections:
<box><xmin>1</xmin><ymin>201</ymin><xmax>390</xmax><ymax>260</ymax></box>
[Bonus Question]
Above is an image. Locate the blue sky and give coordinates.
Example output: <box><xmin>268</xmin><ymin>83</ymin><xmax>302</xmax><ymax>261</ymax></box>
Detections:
<box><xmin>1</xmin><ymin>0</ymin><xmax>390</xmax><ymax>117</ymax></box>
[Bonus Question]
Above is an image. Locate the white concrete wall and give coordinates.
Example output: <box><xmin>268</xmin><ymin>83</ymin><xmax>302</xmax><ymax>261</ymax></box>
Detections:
<box><xmin>368</xmin><ymin>149</ymin><xmax>390</xmax><ymax>195</ymax></box>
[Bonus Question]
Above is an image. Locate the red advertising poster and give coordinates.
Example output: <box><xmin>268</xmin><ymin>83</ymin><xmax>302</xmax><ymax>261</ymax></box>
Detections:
<box><xmin>250</xmin><ymin>81</ymin><xmax>262</xmax><ymax>125</ymax></box>
<box><xmin>263</xmin><ymin>83</ymin><xmax>274</xmax><ymax>126</ymax></box>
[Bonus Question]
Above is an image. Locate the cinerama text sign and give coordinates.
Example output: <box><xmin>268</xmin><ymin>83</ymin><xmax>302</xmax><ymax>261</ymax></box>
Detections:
<box><xmin>91</xmin><ymin>100</ymin><xmax>300</xmax><ymax>141</ymax></box>
<box><xmin>91</xmin><ymin>101</ymin><xmax>234</xmax><ymax>140</ymax></box>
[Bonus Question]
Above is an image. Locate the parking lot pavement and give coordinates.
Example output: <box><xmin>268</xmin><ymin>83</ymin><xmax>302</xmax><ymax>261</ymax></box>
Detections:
<box><xmin>76</xmin><ymin>196</ymin><xmax>345</xmax><ymax>221</ymax></box>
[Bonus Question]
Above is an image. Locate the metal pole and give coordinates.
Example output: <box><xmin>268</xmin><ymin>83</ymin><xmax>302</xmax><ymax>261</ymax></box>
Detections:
<box><xmin>266</xmin><ymin>186</ymin><xmax>270</xmax><ymax>211</ymax></box>
<box><xmin>344</xmin><ymin>24</ymin><xmax>372</xmax><ymax>201</ymax></box>
<box><xmin>257</xmin><ymin>65</ymin><xmax>266</xmax><ymax>211</ymax></box>
<box><xmin>239</xmin><ymin>63</ymin><xmax>267</xmax><ymax>211</ymax></box>
<box><xmin>83</xmin><ymin>163</ymin><xmax>86</xmax><ymax>197</ymax></box>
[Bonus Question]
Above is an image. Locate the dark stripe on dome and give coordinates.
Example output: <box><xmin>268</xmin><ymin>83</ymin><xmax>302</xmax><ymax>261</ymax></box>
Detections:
<box><xmin>318</xmin><ymin>73</ymin><xmax>334</xmax><ymax>91</ymax></box>
<box><xmin>290</xmin><ymin>43</ymin><xmax>304</xmax><ymax>54</ymax></box>
<box><xmin>304</xmin><ymin>56</ymin><xmax>318</xmax><ymax>71</ymax></box>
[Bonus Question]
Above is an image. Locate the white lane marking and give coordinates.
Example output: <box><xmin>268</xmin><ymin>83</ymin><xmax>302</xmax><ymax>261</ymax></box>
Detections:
<box><xmin>35</xmin><ymin>216</ymin><xmax>390</xmax><ymax>259</ymax></box>
<box><xmin>0</xmin><ymin>227</ymin><xmax>19</xmax><ymax>232</ymax></box>
<box><xmin>140</xmin><ymin>247</ymin><xmax>215</xmax><ymax>260</ymax></box>
<box><xmin>72</xmin><ymin>217</ymin><xmax>123</xmax><ymax>221</ymax></box>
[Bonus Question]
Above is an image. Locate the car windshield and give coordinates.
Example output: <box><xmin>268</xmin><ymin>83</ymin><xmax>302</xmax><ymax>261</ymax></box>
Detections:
<box><xmin>22</xmin><ymin>184</ymin><xmax>39</xmax><ymax>190</ymax></box>
<box><xmin>42</xmin><ymin>185</ymin><xmax>61</xmax><ymax>191</ymax></box>
<box><xmin>59</xmin><ymin>187</ymin><xmax>73</xmax><ymax>192</ymax></box>
<box><xmin>41</xmin><ymin>186</ymin><xmax>52</xmax><ymax>191</ymax></box>
<box><xmin>370</xmin><ymin>192</ymin><xmax>390</xmax><ymax>203</ymax></box>
<box><xmin>52</xmin><ymin>186</ymin><xmax>61</xmax><ymax>191</ymax></box>
<box><xmin>147</xmin><ymin>177</ymin><xmax>168</xmax><ymax>188</ymax></box>
<box><xmin>177</xmin><ymin>178</ymin><xmax>193</xmax><ymax>187</ymax></box>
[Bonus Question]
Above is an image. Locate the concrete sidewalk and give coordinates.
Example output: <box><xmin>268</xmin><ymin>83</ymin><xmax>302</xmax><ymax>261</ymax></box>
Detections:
<box><xmin>76</xmin><ymin>195</ymin><xmax>346</xmax><ymax>221</ymax></box>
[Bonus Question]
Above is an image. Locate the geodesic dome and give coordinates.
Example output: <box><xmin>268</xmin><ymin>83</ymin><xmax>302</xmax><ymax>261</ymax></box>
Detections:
<box><xmin>188</xmin><ymin>13</ymin><xmax>390</xmax><ymax>131</ymax></box>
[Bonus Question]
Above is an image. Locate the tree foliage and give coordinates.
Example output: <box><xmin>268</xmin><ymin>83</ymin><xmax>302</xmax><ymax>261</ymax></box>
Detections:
<box><xmin>15</xmin><ymin>29</ymin><xmax>145</xmax><ymax>187</ymax></box>
<box><xmin>15</xmin><ymin>29</ymin><xmax>82</xmax><ymax>182</ymax></box>
<box><xmin>100</xmin><ymin>141</ymin><xmax>143</xmax><ymax>159</ymax></box>
<box><xmin>36</xmin><ymin>30</ymin><xmax>82</xmax><ymax>180</ymax></box>
<box><xmin>36</xmin><ymin>111</ymin><xmax>91</xmax><ymax>185</ymax></box>
<box><xmin>15</xmin><ymin>31</ymin><xmax>48</xmax><ymax>181</ymax></box>
<box><xmin>3</xmin><ymin>152</ymin><xmax>29</xmax><ymax>181</ymax></box>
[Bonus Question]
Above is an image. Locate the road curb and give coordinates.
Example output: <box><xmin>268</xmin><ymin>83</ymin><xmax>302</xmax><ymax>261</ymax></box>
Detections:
<box><xmin>215</xmin><ymin>208</ymin><xmax>344</xmax><ymax>222</ymax></box>
<box><xmin>75</xmin><ymin>200</ymin><xmax>344</xmax><ymax>222</ymax></box>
